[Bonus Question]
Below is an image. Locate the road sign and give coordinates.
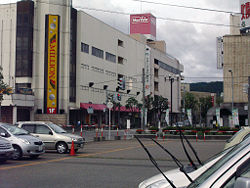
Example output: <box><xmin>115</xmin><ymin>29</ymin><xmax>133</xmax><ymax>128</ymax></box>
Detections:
<box><xmin>107</xmin><ymin>102</ymin><xmax>113</xmax><ymax>109</ymax></box>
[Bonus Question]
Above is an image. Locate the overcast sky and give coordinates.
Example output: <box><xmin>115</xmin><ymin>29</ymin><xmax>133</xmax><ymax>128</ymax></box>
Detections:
<box><xmin>2</xmin><ymin>0</ymin><xmax>240</xmax><ymax>83</ymax></box>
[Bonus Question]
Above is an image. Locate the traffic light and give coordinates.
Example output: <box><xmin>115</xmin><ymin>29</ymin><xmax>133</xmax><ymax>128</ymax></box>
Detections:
<box><xmin>117</xmin><ymin>93</ymin><xmax>121</xmax><ymax>101</ymax></box>
<box><xmin>117</xmin><ymin>77</ymin><xmax>125</xmax><ymax>90</ymax></box>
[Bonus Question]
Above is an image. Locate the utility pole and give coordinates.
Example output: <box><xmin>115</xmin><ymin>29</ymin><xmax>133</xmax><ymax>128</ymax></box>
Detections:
<box><xmin>248</xmin><ymin>77</ymin><xmax>250</xmax><ymax>126</ymax></box>
<box><xmin>142</xmin><ymin>68</ymin><xmax>145</xmax><ymax>130</ymax></box>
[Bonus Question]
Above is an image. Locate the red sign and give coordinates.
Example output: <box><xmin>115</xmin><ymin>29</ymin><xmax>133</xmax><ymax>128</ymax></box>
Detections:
<box><xmin>130</xmin><ymin>13</ymin><xmax>156</xmax><ymax>37</ymax></box>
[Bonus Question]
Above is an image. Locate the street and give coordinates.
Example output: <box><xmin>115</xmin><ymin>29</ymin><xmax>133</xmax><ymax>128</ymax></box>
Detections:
<box><xmin>0</xmin><ymin>137</ymin><xmax>226</xmax><ymax>188</ymax></box>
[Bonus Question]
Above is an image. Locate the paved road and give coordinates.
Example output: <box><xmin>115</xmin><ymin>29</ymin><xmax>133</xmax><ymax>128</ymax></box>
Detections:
<box><xmin>0</xmin><ymin>139</ymin><xmax>226</xmax><ymax>188</ymax></box>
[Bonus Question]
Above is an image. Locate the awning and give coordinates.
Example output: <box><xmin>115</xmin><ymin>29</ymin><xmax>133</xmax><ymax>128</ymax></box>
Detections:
<box><xmin>80</xmin><ymin>103</ymin><xmax>106</xmax><ymax>111</ymax></box>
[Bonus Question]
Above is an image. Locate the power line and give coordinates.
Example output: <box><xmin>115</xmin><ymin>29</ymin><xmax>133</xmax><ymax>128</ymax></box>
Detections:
<box><xmin>75</xmin><ymin>7</ymin><xmax>240</xmax><ymax>28</ymax></box>
<box><xmin>130</xmin><ymin>0</ymin><xmax>240</xmax><ymax>15</ymax></box>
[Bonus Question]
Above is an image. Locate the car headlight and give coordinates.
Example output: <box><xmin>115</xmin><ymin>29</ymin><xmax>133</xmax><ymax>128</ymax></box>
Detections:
<box><xmin>72</xmin><ymin>138</ymin><xmax>78</xmax><ymax>142</ymax></box>
<box><xmin>19</xmin><ymin>138</ymin><xmax>30</xmax><ymax>145</ymax></box>
<box><xmin>146</xmin><ymin>179</ymin><xmax>169</xmax><ymax>188</ymax></box>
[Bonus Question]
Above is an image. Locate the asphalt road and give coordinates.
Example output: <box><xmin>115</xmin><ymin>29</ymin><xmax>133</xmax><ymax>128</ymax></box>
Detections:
<box><xmin>0</xmin><ymin>139</ymin><xmax>226</xmax><ymax>188</ymax></box>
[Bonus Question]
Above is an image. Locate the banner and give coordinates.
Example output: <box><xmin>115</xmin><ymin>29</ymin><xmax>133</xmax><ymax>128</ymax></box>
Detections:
<box><xmin>216</xmin><ymin>108</ymin><xmax>221</xmax><ymax>127</ymax></box>
<box><xmin>187</xmin><ymin>109</ymin><xmax>192</xmax><ymax>126</ymax></box>
<box><xmin>144</xmin><ymin>46</ymin><xmax>151</xmax><ymax>96</ymax></box>
<box><xmin>45</xmin><ymin>15</ymin><xmax>60</xmax><ymax>114</ymax></box>
<box><xmin>232</xmin><ymin>108</ymin><xmax>239</xmax><ymax>126</ymax></box>
<box><xmin>165</xmin><ymin>109</ymin><xmax>169</xmax><ymax>126</ymax></box>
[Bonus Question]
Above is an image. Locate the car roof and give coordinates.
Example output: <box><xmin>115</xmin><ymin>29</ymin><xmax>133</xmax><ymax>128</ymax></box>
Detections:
<box><xmin>16</xmin><ymin>121</ymin><xmax>53</xmax><ymax>124</ymax></box>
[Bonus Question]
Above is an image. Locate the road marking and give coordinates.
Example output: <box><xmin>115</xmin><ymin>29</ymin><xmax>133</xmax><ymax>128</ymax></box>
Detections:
<box><xmin>0</xmin><ymin>143</ymin><xmax>155</xmax><ymax>171</ymax></box>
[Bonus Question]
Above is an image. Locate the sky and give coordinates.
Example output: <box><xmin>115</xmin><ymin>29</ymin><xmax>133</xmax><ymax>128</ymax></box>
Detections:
<box><xmin>1</xmin><ymin>0</ymin><xmax>241</xmax><ymax>83</ymax></box>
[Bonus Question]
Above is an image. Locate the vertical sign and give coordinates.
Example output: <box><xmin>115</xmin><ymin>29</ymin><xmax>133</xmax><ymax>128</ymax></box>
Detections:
<box><xmin>165</xmin><ymin>109</ymin><xmax>169</xmax><ymax>126</ymax></box>
<box><xmin>240</xmin><ymin>0</ymin><xmax>250</xmax><ymax>30</ymax></box>
<box><xmin>216</xmin><ymin>37</ymin><xmax>223</xmax><ymax>69</ymax></box>
<box><xmin>144</xmin><ymin>46</ymin><xmax>151</xmax><ymax>96</ymax></box>
<box><xmin>216</xmin><ymin>108</ymin><xmax>221</xmax><ymax>127</ymax></box>
<box><xmin>232</xmin><ymin>109</ymin><xmax>239</xmax><ymax>126</ymax></box>
<box><xmin>187</xmin><ymin>109</ymin><xmax>192</xmax><ymax>126</ymax></box>
<box><xmin>45</xmin><ymin>15</ymin><xmax>60</xmax><ymax>114</ymax></box>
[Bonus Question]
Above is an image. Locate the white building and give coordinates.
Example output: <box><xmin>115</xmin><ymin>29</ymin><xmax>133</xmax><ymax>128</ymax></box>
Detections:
<box><xmin>0</xmin><ymin>0</ymin><xmax>183</xmax><ymax>127</ymax></box>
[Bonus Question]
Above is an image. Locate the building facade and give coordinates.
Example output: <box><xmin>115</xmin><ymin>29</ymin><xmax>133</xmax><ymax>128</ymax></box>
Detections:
<box><xmin>0</xmin><ymin>0</ymin><xmax>183</xmax><ymax>127</ymax></box>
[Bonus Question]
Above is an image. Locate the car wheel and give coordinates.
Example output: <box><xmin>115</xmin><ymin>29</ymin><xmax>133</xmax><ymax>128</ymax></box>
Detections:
<box><xmin>56</xmin><ymin>142</ymin><xmax>68</xmax><ymax>154</ymax></box>
<box><xmin>30</xmin><ymin>155</ymin><xmax>39</xmax><ymax>159</ymax></box>
<box><xmin>12</xmin><ymin>145</ymin><xmax>22</xmax><ymax>160</ymax></box>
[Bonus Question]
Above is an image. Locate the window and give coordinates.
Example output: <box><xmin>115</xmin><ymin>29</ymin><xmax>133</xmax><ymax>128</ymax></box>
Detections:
<box><xmin>106</xmin><ymin>52</ymin><xmax>116</xmax><ymax>63</ymax></box>
<box><xmin>36</xmin><ymin>125</ymin><xmax>51</xmax><ymax>134</ymax></box>
<box><xmin>154</xmin><ymin>68</ymin><xmax>159</xmax><ymax>78</ymax></box>
<box><xmin>118</xmin><ymin>39</ymin><xmax>124</xmax><ymax>47</ymax></box>
<box><xmin>22</xmin><ymin>124</ymin><xmax>35</xmax><ymax>133</ymax></box>
<box><xmin>154</xmin><ymin>82</ymin><xmax>159</xmax><ymax>91</ymax></box>
<box><xmin>92</xmin><ymin>47</ymin><xmax>104</xmax><ymax>59</ymax></box>
<box><xmin>118</xmin><ymin>56</ymin><xmax>124</xmax><ymax>64</ymax></box>
<box><xmin>81</xmin><ymin>42</ymin><xmax>89</xmax><ymax>53</ymax></box>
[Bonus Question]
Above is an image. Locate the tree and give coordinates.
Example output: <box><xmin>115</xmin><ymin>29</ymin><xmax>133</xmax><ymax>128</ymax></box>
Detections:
<box><xmin>0</xmin><ymin>66</ymin><xmax>12</xmax><ymax>121</ymax></box>
<box><xmin>199</xmin><ymin>96</ymin><xmax>213</xmax><ymax>124</ymax></box>
<box><xmin>125</xmin><ymin>97</ymin><xmax>141</xmax><ymax>127</ymax></box>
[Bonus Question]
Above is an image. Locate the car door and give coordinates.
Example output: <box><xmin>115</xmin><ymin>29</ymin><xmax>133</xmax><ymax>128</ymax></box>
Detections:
<box><xmin>34</xmin><ymin>124</ymin><xmax>56</xmax><ymax>150</ymax></box>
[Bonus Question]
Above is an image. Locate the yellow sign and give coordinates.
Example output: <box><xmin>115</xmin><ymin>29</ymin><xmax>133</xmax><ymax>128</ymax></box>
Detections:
<box><xmin>46</xmin><ymin>15</ymin><xmax>59</xmax><ymax>114</ymax></box>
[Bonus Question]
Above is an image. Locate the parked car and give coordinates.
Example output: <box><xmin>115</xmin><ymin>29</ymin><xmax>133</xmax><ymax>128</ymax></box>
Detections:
<box><xmin>187</xmin><ymin>136</ymin><xmax>250</xmax><ymax>188</ymax></box>
<box><xmin>224</xmin><ymin>126</ymin><xmax>250</xmax><ymax>150</ymax></box>
<box><xmin>138</xmin><ymin>147</ymin><xmax>233</xmax><ymax>188</ymax></box>
<box><xmin>16</xmin><ymin>121</ymin><xmax>85</xmax><ymax>154</ymax></box>
<box><xmin>0</xmin><ymin>137</ymin><xmax>14</xmax><ymax>163</ymax></box>
<box><xmin>0</xmin><ymin>123</ymin><xmax>45</xmax><ymax>159</ymax></box>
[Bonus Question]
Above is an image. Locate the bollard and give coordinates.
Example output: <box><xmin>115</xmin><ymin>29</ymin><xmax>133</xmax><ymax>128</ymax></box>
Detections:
<box><xmin>204</xmin><ymin>132</ymin><xmax>206</xmax><ymax>141</ymax></box>
<box><xmin>72</xmin><ymin>126</ymin><xmax>75</xmax><ymax>134</ymax></box>
<box><xmin>196</xmin><ymin>131</ymin><xmax>198</xmax><ymax>142</ymax></box>
<box><xmin>80</xmin><ymin>124</ymin><xmax>83</xmax><ymax>137</ymax></box>
<box><xmin>124</xmin><ymin>129</ymin><xmax>127</xmax><ymax>140</ymax></box>
<box><xmin>117</xmin><ymin>127</ymin><xmax>119</xmax><ymax>136</ymax></box>
<box><xmin>163</xmin><ymin>131</ymin><xmax>165</xmax><ymax>141</ymax></box>
<box><xmin>101</xmin><ymin>127</ymin><xmax>104</xmax><ymax>137</ymax></box>
<box><xmin>96</xmin><ymin>128</ymin><xmax>99</xmax><ymax>138</ymax></box>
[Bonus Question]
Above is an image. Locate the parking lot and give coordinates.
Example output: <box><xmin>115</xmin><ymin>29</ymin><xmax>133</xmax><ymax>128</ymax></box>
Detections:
<box><xmin>0</xmin><ymin>138</ymin><xmax>226</xmax><ymax>188</ymax></box>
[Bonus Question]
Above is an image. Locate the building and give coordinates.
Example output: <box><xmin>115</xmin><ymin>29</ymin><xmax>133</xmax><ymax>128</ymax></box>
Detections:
<box><xmin>211</xmin><ymin>2</ymin><xmax>250</xmax><ymax>127</ymax></box>
<box><xmin>0</xmin><ymin>0</ymin><xmax>183</xmax><ymax>127</ymax></box>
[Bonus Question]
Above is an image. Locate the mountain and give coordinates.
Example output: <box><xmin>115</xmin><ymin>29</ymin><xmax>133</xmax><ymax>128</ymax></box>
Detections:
<box><xmin>190</xmin><ymin>81</ymin><xmax>223</xmax><ymax>94</ymax></box>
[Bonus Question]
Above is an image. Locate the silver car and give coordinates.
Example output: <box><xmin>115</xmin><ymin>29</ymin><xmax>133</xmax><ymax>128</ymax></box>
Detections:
<box><xmin>0</xmin><ymin>123</ymin><xmax>45</xmax><ymax>159</ymax></box>
<box><xmin>0</xmin><ymin>137</ymin><xmax>14</xmax><ymax>163</ymax></box>
<box><xmin>186</xmin><ymin>136</ymin><xmax>250</xmax><ymax>188</ymax></box>
<box><xmin>16</xmin><ymin>121</ymin><xmax>85</xmax><ymax>154</ymax></box>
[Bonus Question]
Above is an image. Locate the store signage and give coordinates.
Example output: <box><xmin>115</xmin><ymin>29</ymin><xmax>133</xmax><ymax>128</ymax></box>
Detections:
<box><xmin>45</xmin><ymin>15</ymin><xmax>60</xmax><ymax>114</ymax></box>
<box><xmin>240</xmin><ymin>0</ymin><xmax>250</xmax><ymax>29</ymax></box>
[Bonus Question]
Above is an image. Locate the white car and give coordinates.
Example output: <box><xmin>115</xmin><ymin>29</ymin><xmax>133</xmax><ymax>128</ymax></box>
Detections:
<box><xmin>16</xmin><ymin>121</ymin><xmax>85</xmax><ymax>154</ymax></box>
<box><xmin>224</xmin><ymin>126</ymin><xmax>250</xmax><ymax>150</ymax></box>
<box><xmin>186</xmin><ymin>136</ymin><xmax>250</xmax><ymax>188</ymax></box>
<box><xmin>138</xmin><ymin>147</ymin><xmax>232</xmax><ymax>188</ymax></box>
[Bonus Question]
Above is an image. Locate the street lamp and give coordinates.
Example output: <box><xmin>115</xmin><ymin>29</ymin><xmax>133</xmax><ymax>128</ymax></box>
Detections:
<box><xmin>228</xmin><ymin>69</ymin><xmax>234</xmax><ymax>120</ymax></box>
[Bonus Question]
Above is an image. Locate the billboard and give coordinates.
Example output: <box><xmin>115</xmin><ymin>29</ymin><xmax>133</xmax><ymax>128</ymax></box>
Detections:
<box><xmin>130</xmin><ymin>13</ymin><xmax>156</xmax><ymax>40</ymax></box>
<box><xmin>44</xmin><ymin>15</ymin><xmax>60</xmax><ymax>114</ymax></box>
<box><xmin>240</xmin><ymin>0</ymin><xmax>250</xmax><ymax>30</ymax></box>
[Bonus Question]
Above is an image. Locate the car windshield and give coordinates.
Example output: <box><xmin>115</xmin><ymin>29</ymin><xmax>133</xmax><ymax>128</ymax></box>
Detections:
<box><xmin>1</xmin><ymin>124</ymin><xmax>29</xmax><ymax>135</ymax></box>
<box><xmin>47</xmin><ymin>123</ymin><xmax>67</xmax><ymax>133</ymax></box>
<box><xmin>187</xmin><ymin>138</ymin><xmax>250</xmax><ymax>188</ymax></box>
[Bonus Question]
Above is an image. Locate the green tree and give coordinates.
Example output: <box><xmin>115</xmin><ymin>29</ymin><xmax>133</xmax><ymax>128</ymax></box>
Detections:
<box><xmin>199</xmin><ymin>96</ymin><xmax>213</xmax><ymax>124</ymax></box>
<box><xmin>125</xmin><ymin>97</ymin><xmax>141</xmax><ymax>127</ymax></box>
<box><xmin>0</xmin><ymin>66</ymin><xmax>12</xmax><ymax>121</ymax></box>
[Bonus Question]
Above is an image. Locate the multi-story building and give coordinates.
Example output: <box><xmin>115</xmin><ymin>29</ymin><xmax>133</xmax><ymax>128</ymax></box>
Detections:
<box><xmin>212</xmin><ymin>8</ymin><xmax>250</xmax><ymax>127</ymax></box>
<box><xmin>0</xmin><ymin>0</ymin><xmax>183</xmax><ymax>127</ymax></box>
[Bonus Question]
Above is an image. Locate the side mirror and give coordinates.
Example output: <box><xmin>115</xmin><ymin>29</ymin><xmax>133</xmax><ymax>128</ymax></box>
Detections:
<box><xmin>0</xmin><ymin>132</ymin><xmax>6</xmax><ymax>137</ymax></box>
<box><xmin>234</xmin><ymin>177</ymin><xmax>250</xmax><ymax>188</ymax></box>
<box><xmin>49</xmin><ymin>131</ymin><xmax>53</xmax><ymax>135</ymax></box>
